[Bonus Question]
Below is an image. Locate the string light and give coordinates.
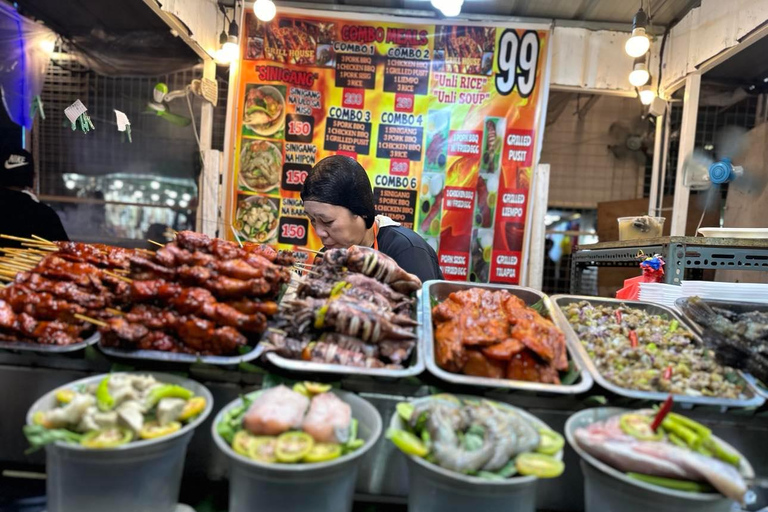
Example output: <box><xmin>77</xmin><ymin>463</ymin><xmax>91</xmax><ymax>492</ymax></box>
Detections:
<box><xmin>625</xmin><ymin>7</ymin><xmax>650</xmax><ymax>57</ymax></box>
<box><xmin>629</xmin><ymin>57</ymin><xmax>650</xmax><ymax>87</ymax></box>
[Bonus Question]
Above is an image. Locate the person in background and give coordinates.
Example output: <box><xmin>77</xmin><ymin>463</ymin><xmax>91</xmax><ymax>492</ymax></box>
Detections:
<box><xmin>301</xmin><ymin>155</ymin><xmax>443</xmax><ymax>282</ymax></box>
<box><xmin>0</xmin><ymin>147</ymin><xmax>68</xmax><ymax>248</ymax></box>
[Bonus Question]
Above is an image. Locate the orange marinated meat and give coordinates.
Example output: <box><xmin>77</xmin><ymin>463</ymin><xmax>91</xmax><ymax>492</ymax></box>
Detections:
<box><xmin>432</xmin><ymin>288</ymin><xmax>568</xmax><ymax>383</ymax></box>
<box><xmin>463</xmin><ymin>349</ymin><xmax>506</xmax><ymax>379</ymax></box>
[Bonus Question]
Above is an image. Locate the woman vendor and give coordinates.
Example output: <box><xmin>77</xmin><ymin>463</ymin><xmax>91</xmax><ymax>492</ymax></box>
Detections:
<box><xmin>301</xmin><ymin>155</ymin><xmax>443</xmax><ymax>282</ymax></box>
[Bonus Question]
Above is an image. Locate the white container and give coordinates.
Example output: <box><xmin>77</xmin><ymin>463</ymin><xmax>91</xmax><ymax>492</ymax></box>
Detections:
<box><xmin>390</xmin><ymin>395</ymin><xmax>563</xmax><ymax>512</ymax></box>
<box><xmin>565</xmin><ymin>407</ymin><xmax>753</xmax><ymax>512</ymax></box>
<box><xmin>26</xmin><ymin>372</ymin><xmax>213</xmax><ymax>512</ymax></box>
<box><xmin>618</xmin><ymin>216</ymin><xmax>665</xmax><ymax>240</ymax></box>
<box><xmin>212</xmin><ymin>389</ymin><xmax>382</xmax><ymax>512</ymax></box>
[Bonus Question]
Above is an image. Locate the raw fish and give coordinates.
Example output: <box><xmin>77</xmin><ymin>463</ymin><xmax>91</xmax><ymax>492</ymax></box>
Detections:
<box><xmin>243</xmin><ymin>385</ymin><xmax>309</xmax><ymax>436</ymax></box>
<box><xmin>301</xmin><ymin>392</ymin><xmax>352</xmax><ymax>443</ymax></box>
<box><xmin>575</xmin><ymin>414</ymin><xmax>748</xmax><ymax>502</ymax></box>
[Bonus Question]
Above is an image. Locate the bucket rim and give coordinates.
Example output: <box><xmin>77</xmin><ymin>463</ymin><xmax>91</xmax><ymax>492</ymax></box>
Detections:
<box><xmin>565</xmin><ymin>406</ymin><xmax>753</xmax><ymax>502</ymax></box>
<box><xmin>211</xmin><ymin>388</ymin><xmax>382</xmax><ymax>472</ymax></box>
<box><xmin>26</xmin><ymin>371</ymin><xmax>213</xmax><ymax>452</ymax></box>
<box><xmin>390</xmin><ymin>394</ymin><xmax>563</xmax><ymax>486</ymax></box>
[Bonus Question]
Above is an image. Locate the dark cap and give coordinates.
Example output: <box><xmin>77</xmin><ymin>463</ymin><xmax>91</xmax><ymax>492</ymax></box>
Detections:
<box><xmin>301</xmin><ymin>155</ymin><xmax>376</xmax><ymax>228</ymax></box>
<box><xmin>0</xmin><ymin>147</ymin><xmax>34</xmax><ymax>188</ymax></box>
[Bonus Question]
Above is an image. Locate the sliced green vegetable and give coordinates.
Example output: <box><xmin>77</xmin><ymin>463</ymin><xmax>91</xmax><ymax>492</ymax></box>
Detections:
<box><xmin>304</xmin><ymin>382</ymin><xmax>332</xmax><ymax>395</ymax></box>
<box><xmin>388</xmin><ymin>428</ymin><xmax>429</xmax><ymax>457</ymax></box>
<box><xmin>348</xmin><ymin>418</ymin><xmax>358</xmax><ymax>444</ymax></box>
<box><xmin>179</xmin><ymin>397</ymin><xmax>206</xmax><ymax>421</ymax></box>
<box><xmin>627</xmin><ymin>473</ymin><xmax>714</xmax><ymax>493</ymax></box>
<box><xmin>139</xmin><ymin>421</ymin><xmax>181</xmax><ymax>440</ymax></box>
<box><xmin>620</xmin><ymin>414</ymin><xmax>664</xmax><ymax>441</ymax></box>
<box><xmin>55</xmin><ymin>389</ymin><xmax>76</xmax><ymax>404</ymax></box>
<box><xmin>275</xmin><ymin>432</ymin><xmax>314</xmax><ymax>463</ymax></box>
<box><xmin>515</xmin><ymin>453</ymin><xmax>564</xmax><ymax>478</ymax></box>
<box><xmin>292</xmin><ymin>382</ymin><xmax>310</xmax><ymax>397</ymax></box>
<box><xmin>146</xmin><ymin>384</ymin><xmax>193</xmax><ymax>409</ymax></box>
<box><xmin>304</xmin><ymin>443</ymin><xmax>342</xmax><ymax>463</ymax></box>
<box><xmin>314</xmin><ymin>305</ymin><xmax>329</xmax><ymax>329</ymax></box>
<box><xmin>537</xmin><ymin>430</ymin><xmax>565</xmax><ymax>455</ymax></box>
<box><xmin>668</xmin><ymin>320</ymin><xmax>679</xmax><ymax>332</ymax></box>
<box><xmin>463</xmin><ymin>432</ymin><xmax>484</xmax><ymax>451</ymax></box>
<box><xmin>23</xmin><ymin>425</ymin><xmax>83</xmax><ymax>453</ymax></box>
<box><xmin>702</xmin><ymin>438</ymin><xmax>741</xmax><ymax>467</ymax></box>
<box><xmin>96</xmin><ymin>376</ymin><xmax>114</xmax><ymax>412</ymax></box>
<box><xmin>249</xmin><ymin>436</ymin><xmax>278</xmax><ymax>463</ymax></box>
<box><xmin>232</xmin><ymin>430</ymin><xmax>256</xmax><ymax>456</ymax></box>
<box><xmin>81</xmin><ymin>427</ymin><xmax>133</xmax><ymax>448</ymax></box>
<box><xmin>496</xmin><ymin>459</ymin><xmax>519</xmax><ymax>478</ymax></box>
<box><xmin>661</xmin><ymin>417</ymin><xmax>700</xmax><ymax>449</ymax></box>
<box><xmin>666</xmin><ymin>413</ymin><xmax>711</xmax><ymax>440</ymax></box>
<box><xmin>396</xmin><ymin>402</ymin><xmax>414</xmax><ymax>422</ymax></box>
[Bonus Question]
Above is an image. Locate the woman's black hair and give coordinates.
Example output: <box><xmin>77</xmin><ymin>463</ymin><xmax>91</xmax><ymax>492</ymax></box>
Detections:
<box><xmin>301</xmin><ymin>155</ymin><xmax>376</xmax><ymax>228</ymax></box>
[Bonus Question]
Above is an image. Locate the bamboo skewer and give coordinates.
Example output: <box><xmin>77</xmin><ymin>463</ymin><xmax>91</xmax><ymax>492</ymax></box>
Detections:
<box><xmin>0</xmin><ymin>234</ymin><xmax>52</xmax><ymax>245</ymax></box>
<box><xmin>73</xmin><ymin>314</ymin><xmax>108</xmax><ymax>328</ymax></box>
<box><xmin>31</xmin><ymin>235</ymin><xmax>56</xmax><ymax>246</ymax></box>
<box><xmin>106</xmin><ymin>308</ymin><xmax>124</xmax><ymax>316</ymax></box>
<box><xmin>21</xmin><ymin>243</ymin><xmax>57</xmax><ymax>251</ymax></box>
<box><xmin>103</xmin><ymin>270</ymin><xmax>133</xmax><ymax>283</ymax></box>
<box><xmin>148</xmin><ymin>240</ymin><xmax>164</xmax><ymax>248</ymax></box>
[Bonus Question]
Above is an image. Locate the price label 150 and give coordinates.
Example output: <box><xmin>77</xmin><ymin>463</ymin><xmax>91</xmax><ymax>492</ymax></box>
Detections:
<box><xmin>285</xmin><ymin>113</ymin><xmax>314</xmax><ymax>143</ymax></box>
<box><xmin>495</xmin><ymin>29</ymin><xmax>539</xmax><ymax>98</ymax></box>
<box><xmin>278</xmin><ymin>216</ymin><xmax>309</xmax><ymax>246</ymax></box>
<box><xmin>281</xmin><ymin>163</ymin><xmax>312</xmax><ymax>192</ymax></box>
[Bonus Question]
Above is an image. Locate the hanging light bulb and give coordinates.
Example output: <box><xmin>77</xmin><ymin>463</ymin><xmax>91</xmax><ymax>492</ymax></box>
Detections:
<box><xmin>216</xmin><ymin>20</ymin><xmax>240</xmax><ymax>65</ymax></box>
<box><xmin>629</xmin><ymin>57</ymin><xmax>650</xmax><ymax>87</ymax></box>
<box><xmin>254</xmin><ymin>0</ymin><xmax>277</xmax><ymax>22</ymax></box>
<box><xmin>625</xmin><ymin>7</ymin><xmax>650</xmax><ymax>57</ymax></box>
<box><xmin>431</xmin><ymin>0</ymin><xmax>464</xmax><ymax>17</ymax></box>
<box><xmin>639</xmin><ymin>83</ymin><xmax>656</xmax><ymax>105</ymax></box>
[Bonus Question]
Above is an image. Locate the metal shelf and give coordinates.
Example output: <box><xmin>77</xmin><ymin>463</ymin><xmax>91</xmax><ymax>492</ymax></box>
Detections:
<box><xmin>570</xmin><ymin>236</ymin><xmax>768</xmax><ymax>294</ymax></box>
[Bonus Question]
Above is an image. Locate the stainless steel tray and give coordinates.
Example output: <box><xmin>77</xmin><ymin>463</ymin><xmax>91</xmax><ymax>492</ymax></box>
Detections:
<box><xmin>676</xmin><ymin>297</ymin><xmax>768</xmax><ymax>400</ymax></box>
<box><xmin>264</xmin><ymin>290</ymin><xmax>425</xmax><ymax>378</ymax></box>
<box><xmin>98</xmin><ymin>337</ymin><xmax>265</xmax><ymax>366</ymax></box>
<box><xmin>550</xmin><ymin>294</ymin><xmax>764</xmax><ymax>407</ymax></box>
<box><xmin>422</xmin><ymin>280</ymin><xmax>593</xmax><ymax>394</ymax></box>
<box><xmin>0</xmin><ymin>331</ymin><xmax>100</xmax><ymax>353</ymax></box>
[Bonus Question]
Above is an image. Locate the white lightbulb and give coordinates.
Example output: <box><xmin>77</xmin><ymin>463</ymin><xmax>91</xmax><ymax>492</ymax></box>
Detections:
<box><xmin>150</xmin><ymin>181</ymin><xmax>160</xmax><ymax>190</ymax></box>
<box><xmin>179</xmin><ymin>200</ymin><xmax>189</xmax><ymax>208</ymax></box>
<box><xmin>65</xmin><ymin>180</ymin><xmax>76</xmax><ymax>190</ymax></box>
<box><xmin>133</xmin><ymin>190</ymin><xmax>143</xmax><ymax>198</ymax></box>
<box><xmin>639</xmin><ymin>87</ymin><xmax>656</xmax><ymax>105</ymax></box>
<box><xmin>217</xmin><ymin>37</ymin><xmax>239</xmax><ymax>65</ymax></box>
<box><xmin>182</xmin><ymin>193</ymin><xmax>192</xmax><ymax>201</ymax></box>
<box><xmin>254</xmin><ymin>0</ymin><xmax>277</xmax><ymax>22</ymax></box>
<box><xmin>151</xmin><ymin>193</ymin><xmax>160</xmax><ymax>201</ymax></box>
<box><xmin>431</xmin><ymin>0</ymin><xmax>463</xmax><ymax>17</ymax></box>
<box><xmin>167</xmin><ymin>190</ymin><xmax>178</xmax><ymax>199</ymax></box>
<box><xmin>39</xmin><ymin>38</ymin><xmax>55</xmax><ymax>53</ymax></box>
<box><xmin>113</xmin><ymin>179</ymin><xmax>124</xmax><ymax>190</ymax></box>
<box><xmin>629</xmin><ymin>68</ymin><xmax>650</xmax><ymax>87</ymax></box>
<box><xmin>166</xmin><ymin>199</ymin><xmax>175</xmax><ymax>207</ymax></box>
<box><xmin>625</xmin><ymin>28</ymin><xmax>650</xmax><ymax>58</ymax></box>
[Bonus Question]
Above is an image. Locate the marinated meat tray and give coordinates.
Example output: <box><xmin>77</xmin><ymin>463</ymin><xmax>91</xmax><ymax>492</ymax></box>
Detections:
<box><xmin>676</xmin><ymin>297</ymin><xmax>768</xmax><ymax>400</ymax></box>
<box><xmin>551</xmin><ymin>295</ymin><xmax>764</xmax><ymax>407</ymax></box>
<box><xmin>423</xmin><ymin>281</ymin><xmax>593</xmax><ymax>394</ymax></box>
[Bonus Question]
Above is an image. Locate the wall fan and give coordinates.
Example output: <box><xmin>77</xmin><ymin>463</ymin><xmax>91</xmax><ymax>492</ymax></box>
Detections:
<box><xmin>608</xmin><ymin>116</ymin><xmax>654</xmax><ymax>165</ymax></box>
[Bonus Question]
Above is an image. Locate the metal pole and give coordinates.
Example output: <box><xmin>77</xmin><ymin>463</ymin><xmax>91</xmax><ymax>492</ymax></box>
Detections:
<box><xmin>670</xmin><ymin>73</ymin><xmax>701</xmax><ymax>235</ymax></box>
<box><xmin>648</xmin><ymin>105</ymin><xmax>665</xmax><ymax>216</ymax></box>
<box><xmin>527</xmin><ymin>163</ymin><xmax>550</xmax><ymax>291</ymax></box>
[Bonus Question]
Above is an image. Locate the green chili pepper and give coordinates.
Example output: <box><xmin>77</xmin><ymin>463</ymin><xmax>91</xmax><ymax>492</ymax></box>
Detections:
<box><xmin>666</xmin><ymin>412</ymin><xmax>711</xmax><ymax>440</ymax></box>
<box><xmin>627</xmin><ymin>473</ymin><xmax>714</xmax><ymax>493</ymax></box>
<box><xmin>669</xmin><ymin>320</ymin><xmax>679</xmax><ymax>332</ymax></box>
<box><xmin>661</xmin><ymin>417</ymin><xmax>700</xmax><ymax>449</ymax></box>
<box><xmin>96</xmin><ymin>376</ymin><xmax>114</xmax><ymax>412</ymax></box>
<box><xmin>146</xmin><ymin>384</ymin><xmax>193</xmax><ymax>409</ymax></box>
<box><xmin>702</xmin><ymin>438</ymin><xmax>741</xmax><ymax>467</ymax></box>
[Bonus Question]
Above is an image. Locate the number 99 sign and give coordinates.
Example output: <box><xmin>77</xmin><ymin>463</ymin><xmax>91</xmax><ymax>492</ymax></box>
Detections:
<box><xmin>495</xmin><ymin>30</ymin><xmax>540</xmax><ymax>98</ymax></box>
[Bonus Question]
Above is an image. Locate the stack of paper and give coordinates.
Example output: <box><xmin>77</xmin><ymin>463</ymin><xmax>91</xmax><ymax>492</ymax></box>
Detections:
<box><xmin>680</xmin><ymin>281</ymin><xmax>768</xmax><ymax>303</ymax></box>
<box><xmin>638</xmin><ymin>283</ymin><xmax>683</xmax><ymax>308</ymax></box>
<box><xmin>637</xmin><ymin>281</ymin><xmax>768</xmax><ymax>307</ymax></box>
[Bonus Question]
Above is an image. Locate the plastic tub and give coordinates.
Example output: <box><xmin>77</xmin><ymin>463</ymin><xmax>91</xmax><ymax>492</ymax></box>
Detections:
<box><xmin>26</xmin><ymin>372</ymin><xmax>213</xmax><ymax>512</ymax></box>
<box><xmin>390</xmin><ymin>395</ymin><xmax>563</xmax><ymax>512</ymax></box>
<box><xmin>618</xmin><ymin>216</ymin><xmax>665</xmax><ymax>240</ymax></box>
<box><xmin>565</xmin><ymin>407</ymin><xmax>753</xmax><ymax>512</ymax></box>
<box><xmin>212</xmin><ymin>389</ymin><xmax>382</xmax><ymax>512</ymax></box>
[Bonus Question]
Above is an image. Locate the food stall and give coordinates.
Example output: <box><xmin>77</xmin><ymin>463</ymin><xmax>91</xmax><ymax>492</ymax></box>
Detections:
<box><xmin>2</xmin><ymin>1</ymin><xmax>768</xmax><ymax>511</ymax></box>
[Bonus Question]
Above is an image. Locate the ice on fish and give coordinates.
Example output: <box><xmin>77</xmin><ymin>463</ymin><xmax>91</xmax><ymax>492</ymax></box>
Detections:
<box><xmin>302</xmin><ymin>392</ymin><xmax>352</xmax><ymax>443</ymax></box>
<box><xmin>243</xmin><ymin>385</ymin><xmax>309</xmax><ymax>436</ymax></box>
<box><xmin>575</xmin><ymin>414</ymin><xmax>748</xmax><ymax>502</ymax></box>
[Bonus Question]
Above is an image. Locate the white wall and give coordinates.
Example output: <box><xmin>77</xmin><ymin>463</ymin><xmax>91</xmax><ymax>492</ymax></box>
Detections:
<box><xmin>542</xmin><ymin>95</ymin><xmax>646</xmax><ymax>208</ymax></box>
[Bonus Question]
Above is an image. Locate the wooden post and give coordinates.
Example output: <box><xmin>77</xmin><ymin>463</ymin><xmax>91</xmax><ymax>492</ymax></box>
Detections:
<box><xmin>671</xmin><ymin>73</ymin><xmax>701</xmax><ymax>236</ymax></box>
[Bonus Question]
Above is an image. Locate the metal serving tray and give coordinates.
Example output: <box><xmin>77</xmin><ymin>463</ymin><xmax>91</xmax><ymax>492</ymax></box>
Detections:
<box><xmin>0</xmin><ymin>331</ymin><xmax>100</xmax><ymax>353</ymax></box>
<box><xmin>422</xmin><ymin>280</ymin><xmax>593</xmax><ymax>394</ymax></box>
<box><xmin>98</xmin><ymin>337</ymin><xmax>265</xmax><ymax>366</ymax></box>
<box><xmin>676</xmin><ymin>297</ymin><xmax>768</xmax><ymax>400</ymax></box>
<box><xmin>550</xmin><ymin>295</ymin><xmax>764</xmax><ymax>407</ymax></box>
<box><xmin>264</xmin><ymin>290</ymin><xmax>425</xmax><ymax>378</ymax></box>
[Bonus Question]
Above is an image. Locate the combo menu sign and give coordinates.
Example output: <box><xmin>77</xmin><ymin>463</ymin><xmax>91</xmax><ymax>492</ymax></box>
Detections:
<box><xmin>228</xmin><ymin>8</ymin><xmax>549</xmax><ymax>283</ymax></box>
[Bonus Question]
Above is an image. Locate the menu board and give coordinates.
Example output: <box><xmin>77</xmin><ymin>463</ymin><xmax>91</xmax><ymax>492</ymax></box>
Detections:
<box><xmin>227</xmin><ymin>8</ymin><xmax>549</xmax><ymax>284</ymax></box>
